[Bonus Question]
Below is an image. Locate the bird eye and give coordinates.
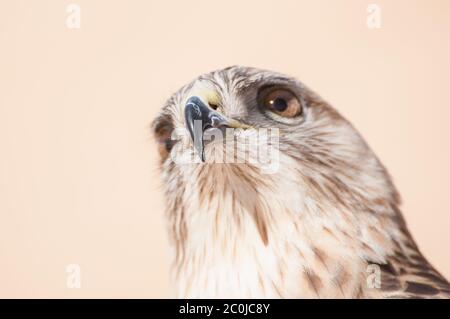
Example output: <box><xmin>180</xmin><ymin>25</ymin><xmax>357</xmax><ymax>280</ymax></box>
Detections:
<box><xmin>152</xmin><ymin>118</ymin><xmax>175</xmax><ymax>162</ymax></box>
<box><xmin>259</xmin><ymin>88</ymin><xmax>302</xmax><ymax>118</ymax></box>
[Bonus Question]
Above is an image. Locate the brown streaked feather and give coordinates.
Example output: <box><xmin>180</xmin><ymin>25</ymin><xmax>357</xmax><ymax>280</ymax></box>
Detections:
<box><xmin>371</xmin><ymin>227</ymin><xmax>450</xmax><ymax>298</ymax></box>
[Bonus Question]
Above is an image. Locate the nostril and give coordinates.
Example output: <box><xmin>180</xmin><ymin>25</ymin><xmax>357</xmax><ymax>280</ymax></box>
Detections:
<box><xmin>209</xmin><ymin>114</ymin><xmax>225</xmax><ymax>128</ymax></box>
<box><xmin>203</xmin><ymin>124</ymin><xmax>213</xmax><ymax>131</ymax></box>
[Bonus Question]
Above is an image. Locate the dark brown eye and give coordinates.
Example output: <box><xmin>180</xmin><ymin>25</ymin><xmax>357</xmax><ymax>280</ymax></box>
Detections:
<box><xmin>260</xmin><ymin>88</ymin><xmax>302</xmax><ymax>118</ymax></box>
<box><xmin>152</xmin><ymin>116</ymin><xmax>175</xmax><ymax>162</ymax></box>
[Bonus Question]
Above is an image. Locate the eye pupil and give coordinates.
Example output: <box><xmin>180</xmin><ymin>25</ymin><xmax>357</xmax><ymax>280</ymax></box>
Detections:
<box><xmin>272</xmin><ymin>98</ymin><xmax>288</xmax><ymax>112</ymax></box>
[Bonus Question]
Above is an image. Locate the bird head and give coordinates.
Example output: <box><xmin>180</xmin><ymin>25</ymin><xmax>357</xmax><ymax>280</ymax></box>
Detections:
<box><xmin>152</xmin><ymin>66</ymin><xmax>399</xmax><ymax>251</ymax></box>
<box><xmin>150</xmin><ymin>67</ymin><xmax>450</xmax><ymax>299</ymax></box>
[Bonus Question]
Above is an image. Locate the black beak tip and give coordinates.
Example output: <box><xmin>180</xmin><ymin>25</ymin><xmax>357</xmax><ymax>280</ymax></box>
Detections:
<box><xmin>184</xmin><ymin>96</ymin><xmax>228</xmax><ymax>163</ymax></box>
<box><xmin>184</xmin><ymin>96</ymin><xmax>209</xmax><ymax>162</ymax></box>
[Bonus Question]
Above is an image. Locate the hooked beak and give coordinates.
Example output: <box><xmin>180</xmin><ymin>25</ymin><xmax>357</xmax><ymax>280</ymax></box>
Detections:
<box><xmin>184</xmin><ymin>96</ymin><xmax>229</xmax><ymax>162</ymax></box>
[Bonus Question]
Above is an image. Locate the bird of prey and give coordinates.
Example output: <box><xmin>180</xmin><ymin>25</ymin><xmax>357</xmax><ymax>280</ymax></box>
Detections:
<box><xmin>152</xmin><ymin>66</ymin><xmax>450</xmax><ymax>298</ymax></box>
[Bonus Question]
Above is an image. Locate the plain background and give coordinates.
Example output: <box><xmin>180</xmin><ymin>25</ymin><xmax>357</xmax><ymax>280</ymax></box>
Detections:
<box><xmin>0</xmin><ymin>0</ymin><xmax>449</xmax><ymax>298</ymax></box>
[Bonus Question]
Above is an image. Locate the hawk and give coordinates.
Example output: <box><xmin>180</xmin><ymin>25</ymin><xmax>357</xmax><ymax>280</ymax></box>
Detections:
<box><xmin>152</xmin><ymin>66</ymin><xmax>450</xmax><ymax>298</ymax></box>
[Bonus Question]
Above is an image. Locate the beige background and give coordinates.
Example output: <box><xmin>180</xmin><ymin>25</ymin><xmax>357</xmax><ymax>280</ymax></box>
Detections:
<box><xmin>0</xmin><ymin>0</ymin><xmax>449</xmax><ymax>298</ymax></box>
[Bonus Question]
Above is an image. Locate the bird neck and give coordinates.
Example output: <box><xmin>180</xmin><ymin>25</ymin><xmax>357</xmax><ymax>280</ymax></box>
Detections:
<box><xmin>163</xmin><ymin>161</ymin><xmax>404</xmax><ymax>297</ymax></box>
